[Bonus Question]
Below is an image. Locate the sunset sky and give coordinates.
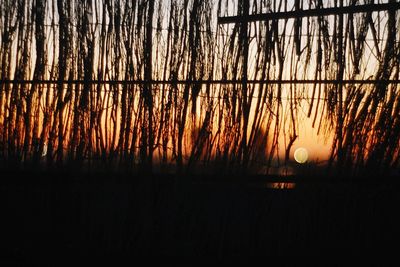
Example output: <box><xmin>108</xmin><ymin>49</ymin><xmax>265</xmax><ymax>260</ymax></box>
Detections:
<box><xmin>0</xmin><ymin>0</ymin><xmax>399</xmax><ymax>173</ymax></box>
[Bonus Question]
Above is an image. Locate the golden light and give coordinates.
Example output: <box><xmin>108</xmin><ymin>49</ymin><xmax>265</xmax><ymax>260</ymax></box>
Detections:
<box><xmin>294</xmin><ymin>147</ymin><xmax>308</xmax><ymax>164</ymax></box>
<box><xmin>266</xmin><ymin>182</ymin><xmax>296</xmax><ymax>190</ymax></box>
<box><xmin>42</xmin><ymin>143</ymin><xmax>47</xmax><ymax>157</ymax></box>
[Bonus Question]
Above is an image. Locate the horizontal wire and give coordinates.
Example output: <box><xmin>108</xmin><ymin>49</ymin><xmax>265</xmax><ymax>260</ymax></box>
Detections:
<box><xmin>11</xmin><ymin>22</ymin><xmax>395</xmax><ymax>43</ymax></box>
<box><xmin>1</xmin><ymin>79</ymin><xmax>399</xmax><ymax>85</ymax></box>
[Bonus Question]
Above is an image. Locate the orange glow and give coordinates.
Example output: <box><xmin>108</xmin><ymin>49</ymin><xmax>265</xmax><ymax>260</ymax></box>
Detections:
<box><xmin>266</xmin><ymin>182</ymin><xmax>296</xmax><ymax>190</ymax></box>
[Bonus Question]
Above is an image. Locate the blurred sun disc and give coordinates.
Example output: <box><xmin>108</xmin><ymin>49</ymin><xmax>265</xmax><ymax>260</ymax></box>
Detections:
<box><xmin>294</xmin><ymin>147</ymin><xmax>308</xmax><ymax>164</ymax></box>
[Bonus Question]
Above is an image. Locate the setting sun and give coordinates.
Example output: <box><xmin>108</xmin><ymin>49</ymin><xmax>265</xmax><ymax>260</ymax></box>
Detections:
<box><xmin>294</xmin><ymin>147</ymin><xmax>308</xmax><ymax>164</ymax></box>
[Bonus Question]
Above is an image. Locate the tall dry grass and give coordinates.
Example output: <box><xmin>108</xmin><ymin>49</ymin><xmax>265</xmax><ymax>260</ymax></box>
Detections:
<box><xmin>0</xmin><ymin>0</ymin><xmax>399</xmax><ymax>176</ymax></box>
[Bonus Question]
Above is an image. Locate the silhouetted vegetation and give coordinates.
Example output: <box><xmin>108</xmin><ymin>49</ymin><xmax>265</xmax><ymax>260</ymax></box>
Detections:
<box><xmin>0</xmin><ymin>0</ymin><xmax>399</xmax><ymax>176</ymax></box>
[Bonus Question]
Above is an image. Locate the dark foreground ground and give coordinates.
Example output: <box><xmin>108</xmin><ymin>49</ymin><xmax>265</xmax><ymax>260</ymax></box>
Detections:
<box><xmin>1</xmin><ymin>170</ymin><xmax>399</xmax><ymax>265</ymax></box>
